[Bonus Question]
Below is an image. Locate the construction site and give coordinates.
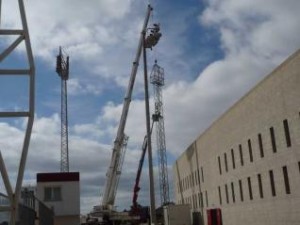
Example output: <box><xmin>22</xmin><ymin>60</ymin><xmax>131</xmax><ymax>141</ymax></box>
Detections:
<box><xmin>1</xmin><ymin>1</ymin><xmax>300</xmax><ymax>225</ymax></box>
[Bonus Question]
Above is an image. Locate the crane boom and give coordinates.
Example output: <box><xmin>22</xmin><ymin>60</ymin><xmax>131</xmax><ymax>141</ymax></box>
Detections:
<box><xmin>132</xmin><ymin>121</ymin><xmax>154</xmax><ymax>211</ymax></box>
<box><xmin>102</xmin><ymin>5</ymin><xmax>153</xmax><ymax>209</ymax></box>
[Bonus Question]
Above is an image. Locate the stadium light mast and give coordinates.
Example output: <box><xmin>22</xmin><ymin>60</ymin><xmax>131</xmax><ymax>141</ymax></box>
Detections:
<box><xmin>56</xmin><ymin>47</ymin><xmax>70</xmax><ymax>173</ymax></box>
<box><xmin>150</xmin><ymin>60</ymin><xmax>170</xmax><ymax>205</ymax></box>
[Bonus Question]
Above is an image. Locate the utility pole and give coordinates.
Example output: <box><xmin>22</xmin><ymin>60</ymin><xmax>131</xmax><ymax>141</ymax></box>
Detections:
<box><xmin>150</xmin><ymin>61</ymin><xmax>170</xmax><ymax>205</ymax></box>
<box><xmin>0</xmin><ymin>1</ymin><xmax>35</xmax><ymax>224</ymax></box>
<box><xmin>56</xmin><ymin>47</ymin><xmax>70</xmax><ymax>173</ymax></box>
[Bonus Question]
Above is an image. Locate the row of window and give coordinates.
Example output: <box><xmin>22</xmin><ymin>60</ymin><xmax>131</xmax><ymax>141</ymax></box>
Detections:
<box><xmin>177</xmin><ymin>167</ymin><xmax>204</xmax><ymax>193</ymax></box>
<box><xmin>178</xmin><ymin>161</ymin><xmax>299</xmax><ymax>209</ymax></box>
<box><xmin>178</xmin><ymin>190</ymin><xmax>209</xmax><ymax>210</ymax></box>
<box><xmin>218</xmin><ymin>164</ymin><xmax>294</xmax><ymax>205</ymax></box>
<box><xmin>218</xmin><ymin>119</ymin><xmax>292</xmax><ymax>175</ymax></box>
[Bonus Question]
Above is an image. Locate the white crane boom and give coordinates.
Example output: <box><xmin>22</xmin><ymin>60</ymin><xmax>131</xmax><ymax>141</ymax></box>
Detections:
<box><xmin>101</xmin><ymin>5</ymin><xmax>153</xmax><ymax>209</ymax></box>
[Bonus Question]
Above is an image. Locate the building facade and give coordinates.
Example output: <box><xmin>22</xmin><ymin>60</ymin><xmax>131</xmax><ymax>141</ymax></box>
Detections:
<box><xmin>36</xmin><ymin>172</ymin><xmax>80</xmax><ymax>225</ymax></box>
<box><xmin>173</xmin><ymin>49</ymin><xmax>300</xmax><ymax>225</ymax></box>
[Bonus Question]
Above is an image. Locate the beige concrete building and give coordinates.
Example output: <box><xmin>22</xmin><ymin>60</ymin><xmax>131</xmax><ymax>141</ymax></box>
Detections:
<box><xmin>173</xmin><ymin>49</ymin><xmax>300</xmax><ymax>225</ymax></box>
<box><xmin>36</xmin><ymin>172</ymin><xmax>80</xmax><ymax>225</ymax></box>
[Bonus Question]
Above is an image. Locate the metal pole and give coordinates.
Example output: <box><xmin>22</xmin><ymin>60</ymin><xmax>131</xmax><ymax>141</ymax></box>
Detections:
<box><xmin>12</xmin><ymin>1</ymin><xmax>35</xmax><ymax>224</ymax></box>
<box><xmin>143</xmin><ymin>37</ymin><xmax>157</xmax><ymax>225</ymax></box>
<box><xmin>0</xmin><ymin>151</ymin><xmax>13</xmax><ymax>200</ymax></box>
<box><xmin>0</xmin><ymin>0</ymin><xmax>2</xmax><ymax>27</ymax></box>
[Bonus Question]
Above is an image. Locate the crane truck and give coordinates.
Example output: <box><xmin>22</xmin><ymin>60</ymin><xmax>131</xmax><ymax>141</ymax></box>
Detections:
<box><xmin>86</xmin><ymin>5</ymin><xmax>162</xmax><ymax>225</ymax></box>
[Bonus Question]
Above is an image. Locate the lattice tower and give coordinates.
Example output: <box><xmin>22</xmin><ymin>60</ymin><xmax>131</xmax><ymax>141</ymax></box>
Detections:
<box><xmin>56</xmin><ymin>47</ymin><xmax>70</xmax><ymax>172</ymax></box>
<box><xmin>150</xmin><ymin>61</ymin><xmax>170</xmax><ymax>205</ymax></box>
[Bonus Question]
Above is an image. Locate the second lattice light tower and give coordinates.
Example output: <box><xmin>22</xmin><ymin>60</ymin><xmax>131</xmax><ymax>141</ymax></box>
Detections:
<box><xmin>150</xmin><ymin>60</ymin><xmax>170</xmax><ymax>205</ymax></box>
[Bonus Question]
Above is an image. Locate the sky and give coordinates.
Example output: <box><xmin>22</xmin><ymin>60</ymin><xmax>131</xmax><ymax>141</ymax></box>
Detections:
<box><xmin>0</xmin><ymin>0</ymin><xmax>300</xmax><ymax>215</ymax></box>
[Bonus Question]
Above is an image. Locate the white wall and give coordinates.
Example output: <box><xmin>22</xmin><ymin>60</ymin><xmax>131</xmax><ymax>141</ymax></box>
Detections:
<box><xmin>36</xmin><ymin>181</ymin><xmax>80</xmax><ymax>216</ymax></box>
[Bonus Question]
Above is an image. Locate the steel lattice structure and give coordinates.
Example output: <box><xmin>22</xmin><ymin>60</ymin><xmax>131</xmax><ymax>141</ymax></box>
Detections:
<box><xmin>150</xmin><ymin>61</ymin><xmax>170</xmax><ymax>205</ymax></box>
<box><xmin>0</xmin><ymin>0</ymin><xmax>35</xmax><ymax>224</ymax></box>
<box><xmin>56</xmin><ymin>47</ymin><xmax>70</xmax><ymax>172</ymax></box>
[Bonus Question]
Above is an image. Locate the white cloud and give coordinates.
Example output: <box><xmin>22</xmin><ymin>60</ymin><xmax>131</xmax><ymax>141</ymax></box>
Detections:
<box><xmin>67</xmin><ymin>78</ymin><xmax>103</xmax><ymax>96</ymax></box>
<box><xmin>94</xmin><ymin>0</ymin><xmax>300</xmax><ymax>158</ymax></box>
<box><xmin>162</xmin><ymin>0</ymin><xmax>300</xmax><ymax>155</ymax></box>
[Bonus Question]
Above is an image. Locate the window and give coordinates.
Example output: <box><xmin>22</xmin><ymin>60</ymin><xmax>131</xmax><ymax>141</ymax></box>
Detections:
<box><xmin>44</xmin><ymin>186</ymin><xmax>62</xmax><ymax>202</ymax></box>
<box><xmin>205</xmin><ymin>191</ymin><xmax>208</xmax><ymax>207</ymax></box>
<box><xmin>224</xmin><ymin>153</ymin><xmax>228</xmax><ymax>172</ymax></box>
<box><xmin>258</xmin><ymin>174</ymin><xmax>263</xmax><ymax>198</ymax></box>
<box><xmin>282</xmin><ymin>166</ymin><xmax>291</xmax><ymax>194</ymax></box>
<box><xmin>200</xmin><ymin>192</ymin><xmax>203</xmax><ymax>208</ymax></box>
<box><xmin>231</xmin><ymin>182</ymin><xmax>235</xmax><ymax>203</ymax></box>
<box><xmin>192</xmin><ymin>173</ymin><xmax>194</xmax><ymax>187</ymax></box>
<box><xmin>248</xmin><ymin>139</ymin><xmax>253</xmax><ymax>162</ymax></box>
<box><xmin>201</xmin><ymin>167</ymin><xmax>204</xmax><ymax>182</ymax></box>
<box><xmin>269</xmin><ymin>170</ymin><xmax>276</xmax><ymax>197</ymax></box>
<box><xmin>239</xmin><ymin>144</ymin><xmax>244</xmax><ymax>166</ymax></box>
<box><xmin>198</xmin><ymin>193</ymin><xmax>201</xmax><ymax>208</ymax></box>
<box><xmin>298</xmin><ymin>162</ymin><xmax>300</xmax><ymax>173</ymax></box>
<box><xmin>247</xmin><ymin>177</ymin><xmax>253</xmax><ymax>200</ymax></box>
<box><xmin>270</xmin><ymin>127</ymin><xmax>277</xmax><ymax>153</ymax></box>
<box><xmin>225</xmin><ymin>184</ymin><xmax>229</xmax><ymax>204</ymax></box>
<box><xmin>218</xmin><ymin>186</ymin><xmax>222</xmax><ymax>205</ymax></box>
<box><xmin>231</xmin><ymin>149</ymin><xmax>235</xmax><ymax>169</ymax></box>
<box><xmin>283</xmin><ymin>119</ymin><xmax>291</xmax><ymax>147</ymax></box>
<box><xmin>187</xmin><ymin>176</ymin><xmax>189</xmax><ymax>189</ymax></box>
<box><xmin>258</xmin><ymin>133</ymin><xmax>264</xmax><ymax>158</ymax></box>
<box><xmin>239</xmin><ymin>179</ymin><xmax>244</xmax><ymax>202</ymax></box>
<box><xmin>218</xmin><ymin>156</ymin><xmax>222</xmax><ymax>175</ymax></box>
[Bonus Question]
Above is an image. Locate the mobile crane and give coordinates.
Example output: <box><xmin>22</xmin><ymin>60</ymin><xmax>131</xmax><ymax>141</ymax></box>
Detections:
<box><xmin>88</xmin><ymin>5</ymin><xmax>162</xmax><ymax>224</ymax></box>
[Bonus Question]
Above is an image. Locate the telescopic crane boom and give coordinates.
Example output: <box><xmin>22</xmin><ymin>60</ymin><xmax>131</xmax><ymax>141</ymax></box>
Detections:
<box><xmin>101</xmin><ymin>5</ymin><xmax>153</xmax><ymax>210</ymax></box>
<box><xmin>132</xmin><ymin>121</ymin><xmax>154</xmax><ymax>211</ymax></box>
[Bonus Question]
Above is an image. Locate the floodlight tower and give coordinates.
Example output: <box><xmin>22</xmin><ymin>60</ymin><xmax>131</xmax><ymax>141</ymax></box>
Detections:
<box><xmin>56</xmin><ymin>47</ymin><xmax>70</xmax><ymax>173</ymax></box>
<box><xmin>150</xmin><ymin>60</ymin><xmax>170</xmax><ymax>205</ymax></box>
